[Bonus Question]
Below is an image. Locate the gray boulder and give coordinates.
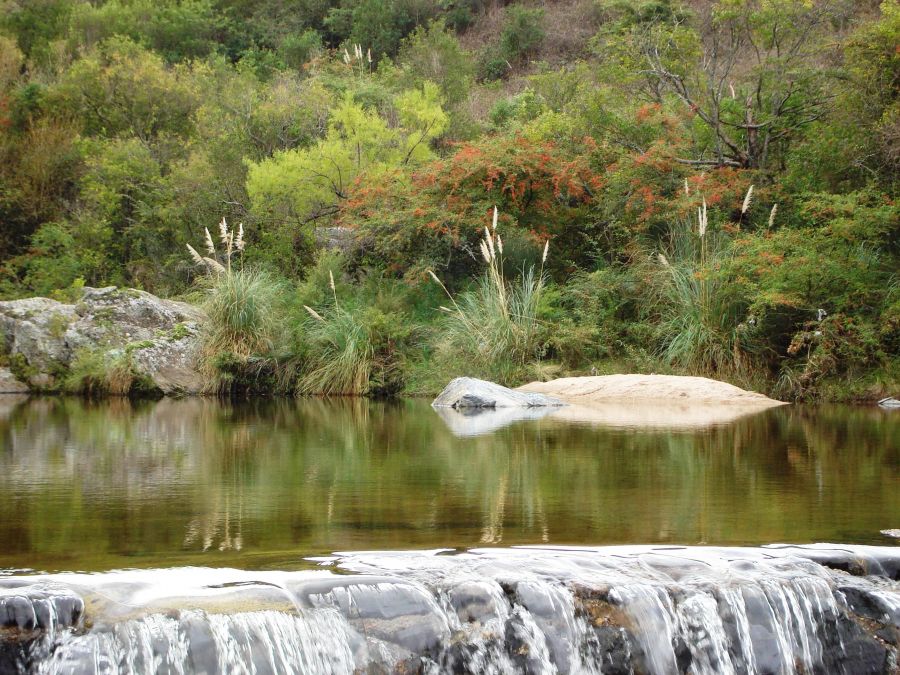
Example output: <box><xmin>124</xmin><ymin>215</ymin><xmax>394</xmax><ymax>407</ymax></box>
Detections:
<box><xmin>0</xmin><ymin>298</ymin><xmax>77</xmax><ymax>377</ymax></box>
<box><xmin>0</xmin><ymin>368</ymin><xmax>29</xmax><ymax>394</ymax></box>
<box><xmin>0</xmin><ymin>287</ymin><xmax>206</xmax><ymax>395</ymax></box>
<box><xmin>432</xmin><ymin>377</ymin><xmax>565</xmax><ymax>409</ymax></box>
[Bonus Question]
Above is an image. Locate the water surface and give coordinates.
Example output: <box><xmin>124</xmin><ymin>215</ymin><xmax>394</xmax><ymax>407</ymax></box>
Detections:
<box><xmin>0</xmin><ymin>396</ymin><xmax>897</xmax><ymax>572</ymax></box>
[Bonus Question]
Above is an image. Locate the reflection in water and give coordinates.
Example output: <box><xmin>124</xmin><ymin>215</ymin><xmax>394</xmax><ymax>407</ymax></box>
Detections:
<box><xmin>436</xmin><ymin>399</ymin><xmax>782</xmax><ymax>436</ymax></box>
<box><xmin>0</xmin><ymin>396</ymin><xmax>897</xmax><ymax>572</ymax></box>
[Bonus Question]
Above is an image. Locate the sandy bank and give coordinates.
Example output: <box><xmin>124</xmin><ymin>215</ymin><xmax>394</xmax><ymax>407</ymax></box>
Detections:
<box><xmin>518</xmin><ymin>374</ymin><xmax>786</xmax><ymax>407</ymax></box>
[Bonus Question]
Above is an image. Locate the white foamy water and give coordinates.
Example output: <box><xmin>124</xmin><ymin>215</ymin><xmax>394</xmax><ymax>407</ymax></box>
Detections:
<box><xmin>1</xmin><ymin>545</ymin><xmax>897</xmax><ymax>674</ymax></box>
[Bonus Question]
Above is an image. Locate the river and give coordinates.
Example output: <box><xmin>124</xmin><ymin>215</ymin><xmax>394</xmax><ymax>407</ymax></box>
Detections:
<box><xmin>0</xmin><ymin>395</ymin><xmax>897</xmax><ymax>673</ymax></box>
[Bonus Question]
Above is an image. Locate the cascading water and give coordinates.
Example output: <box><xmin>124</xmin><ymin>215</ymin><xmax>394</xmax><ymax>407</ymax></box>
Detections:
<box><xmin>1</xmin><ymin>545</ymin><xmax>898</xmax><ymax>675</ymax></box>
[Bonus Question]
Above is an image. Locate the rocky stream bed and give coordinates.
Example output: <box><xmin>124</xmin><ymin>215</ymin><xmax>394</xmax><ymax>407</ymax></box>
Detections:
<box><xmin>1</xmin><ymin>546</ymin><xmax>898</xmax><ymax>674</ymax></box>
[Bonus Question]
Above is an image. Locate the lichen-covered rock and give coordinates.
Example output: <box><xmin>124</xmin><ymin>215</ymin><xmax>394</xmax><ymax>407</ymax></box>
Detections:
<box><xmin>0</xmin><ymin>287</ymin><xmax>206</xmax><ymax>396</ymax></box>
<box><xmin>127</xmin><ymin>326</ymin><xmax>205</xmax><ymax>395</ymax></box>
<box><xmin>432</xmin><ymin>377</ymin><xmax>565</xmax><ymax>409</ymax></box>
<box><xmin>0</xmin><ymin>298</ymin><xmax>77</xmax><ymax>388</ymax></box>
<box><xmin>65</xmin><ymin>286</ymin><xmax>204</xmax><ymax>352</ymax></box>
<box><xmin>0</xmin><ymin>368</ymin><xmax>28</xmax><ymax>394</ymax></box>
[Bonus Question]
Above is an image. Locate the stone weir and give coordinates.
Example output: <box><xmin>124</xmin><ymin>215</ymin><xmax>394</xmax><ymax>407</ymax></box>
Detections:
<box><xmin>1</xmin><ymin>545</ymin><xmax>898</xmax><ymax>674</ymax></box>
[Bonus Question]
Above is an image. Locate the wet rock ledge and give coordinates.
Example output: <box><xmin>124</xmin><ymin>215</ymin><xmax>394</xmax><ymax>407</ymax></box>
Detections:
<box><xmin>1</xmin><ymin>545</ymin><xmax>898</xmax><ymax>674</ymax></box>
<box><xmin>0</xmin><ymin>286</ymin><xmax>205</xmax><ymax>396</ymax></box>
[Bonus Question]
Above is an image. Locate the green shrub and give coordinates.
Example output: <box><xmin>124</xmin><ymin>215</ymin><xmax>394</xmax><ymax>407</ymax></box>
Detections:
<box><xmin>395</xmin><ymin>20</ymin><xmax>475</xmax><ymax>107</ymax></box>
<box><xmin>543</xmin><ymin>267</ymin><xmax>640</xmax><ymax>366</ymax></box>
<box><xmin>499</xmin><ymin>6</ymin><xmax>544</xmax><ymax>62</ymax></box>
<box><xmin>279</xmin><ymin>29</ymin><xmax>322</xmax><ymax>69</ymax></box>
<box><xmin>476</xmin><ymin>6</ymin><xmax>544</xmax><ymax>81</ymax></box>
<box><xmin>777</xmin><ymin>314</ymin><xmax>886</xmax><ymax>400</ymax></box>
<box><xmin>489</xmin><ymin>89</ymin><xmax>545</xmax><ymax>128</ymax></box>
<box><xmin>477</xmin><ymin>50</ymin><xmax>509</xmax><ymax>81</ymax></box>
<box><xmin>443</xmin><ymin>3</ymin><xmax>475</xmax><ymax>32</ymax></box>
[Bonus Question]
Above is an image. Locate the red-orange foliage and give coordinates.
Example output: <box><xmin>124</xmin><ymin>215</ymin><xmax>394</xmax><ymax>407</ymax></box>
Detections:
<box><xmin>340</xmin><ymin>134</ymin><xmax>601</xmax><ymax>280</ymax></box>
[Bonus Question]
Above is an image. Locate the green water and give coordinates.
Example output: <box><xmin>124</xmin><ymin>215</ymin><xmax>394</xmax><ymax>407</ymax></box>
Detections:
<box><xmin>0</xmin><ymin>395</ymin><xmax>897</xmax><ymax>573</ymax></box>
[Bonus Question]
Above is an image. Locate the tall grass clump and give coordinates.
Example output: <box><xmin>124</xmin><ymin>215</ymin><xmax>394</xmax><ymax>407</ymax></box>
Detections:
<box><xmin>187</xmin><ymin>219</ymin><xmax>286</xmax><ymax>381</ymax></box>
<box><xmin>430</xmin><ymin>207</ymin><xmax>549</xmax><ymax>384</ymax></box>
<box><xmin>650</xmin><ymin>191</ymin><xmax>757</xmax><ymax>377</ymax></box>
<box><xmin>65</xmin><ymin>348</ymin><xmax>157</xmax><ymax>397</ymax></box>
<box><xmin>296</xmin><ymin>266</ymin><xmax>412</xmax><ymax>396</ymax></box>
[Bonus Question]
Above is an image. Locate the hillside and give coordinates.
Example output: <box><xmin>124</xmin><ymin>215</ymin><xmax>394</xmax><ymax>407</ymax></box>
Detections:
<box><xmin>0</xmin><ymin>0</ymin><xmax>897</xmax><ymax>401</ymax></box>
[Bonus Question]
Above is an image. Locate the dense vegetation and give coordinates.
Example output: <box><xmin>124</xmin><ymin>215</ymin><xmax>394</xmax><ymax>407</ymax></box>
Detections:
<box><xmin>1</xmin><ymin>0</ymin><xmax>897</xmax><ymax>400</ymax></box>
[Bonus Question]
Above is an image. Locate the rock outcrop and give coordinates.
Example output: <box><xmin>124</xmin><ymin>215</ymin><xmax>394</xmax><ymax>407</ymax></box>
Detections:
<box><xmin>432</xmin><ymin>377</ymin><xmax>566</xmax><ymax>409</ymax></box>
<box><xmin>0</xmin><ymin>287</ymin><xmax>206</xmax><ymax>396</ymax></box>
<box><xmin>0</xmin><ymin>368</ymin><xmax>28</xmax><ymax>394</ymax></box>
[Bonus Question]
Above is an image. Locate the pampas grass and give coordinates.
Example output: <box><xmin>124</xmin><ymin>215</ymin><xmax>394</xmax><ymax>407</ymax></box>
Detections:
<box><xmin>741</xmin><ymin>185</ymin><xmax>755</xmax><ymax>214</ymax></box>
<box><xmin>430</xmin><ymin>209</ymin><xmax>549</xmax><ymax>383</ymax></box>
<box><xmin>188</xmin><ymin>217</ymin><xmax>243</xmax><ymax>276</ymax></box>
<box><xmin>188</xmin><ymin>219</ymin><xmax>285</xmax><ymax>376</ymax></box>
<box><xmin>200</xmin><ymin>267</ymin><xmax>284</xmax><ymax>363</ymax></box>
<box><xmin>653</xmin><ymin>198</ymin><xmax>756</xmax><ymax>376</ymax></box>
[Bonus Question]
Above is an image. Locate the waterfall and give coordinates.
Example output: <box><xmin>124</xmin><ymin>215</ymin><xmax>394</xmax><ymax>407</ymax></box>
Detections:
<box><xmin>2</xmin><ymin>545</ymin><xmax>898</xmax><ymax>674</ymax></box>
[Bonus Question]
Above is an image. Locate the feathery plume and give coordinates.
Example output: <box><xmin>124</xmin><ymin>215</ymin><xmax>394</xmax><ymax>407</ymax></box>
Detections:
<box><xmin>492</xmin><ymin>206</ymin><xmax>498</xmax><ymax>231</ymax></box>
<box><xmin>485</xmin><ymin>230</ymin><xmax>495</xmax><ymax>259</ymax></box>
<box><xmin>741</xmin><ymin>185</ymin><xmax>754</xmax><ymax>214</ymax></box>
<box><xmin>698</xmin><ymin>199</ymin><xmax>708</xmax><ymax>238</ymax></box>
<box><xmin>304</xmin><ymin>305</ymin><xmax>324</xmax><ymax>322</ymax></box>
<box><xmin>355</xmin><ymin>44</ymin><xmax>362</xmax><ymax>60</ymax></box>
<box><xmin>684</xmin><ymin>178</ymin><xmax>689</xmax><ymax>196</ymax></box>
<box><xmin>203</xmin><ymin>257</ymin><xmax>226</xmax><ymax>273</ymax></box>
<box><xmin>729</xmin><ymin>82</ymin><xmax>736</xmax><ymax>99</ymax></box>
<box><xmin>219</xmin><ymin>217</ymin><xmax>230</xmax><ymax>246</ymax></box>
<box><xmin>542</xmin><ymin>239</ymin><xmax>550</xmax><ymax>264</ymax></box>
<box><xmin>329</xmin><ymin>270</ymin><xmax>335</xmax><ymax>292</ymax></box>
<box><xmin>367</xmin><ymin>48</ymin><xmax>372</xmax><ymax>64</ymax></box>
<box><xmin>343</xmin><ymin>48</ymin><xmax>351</xmax><ymax>64</ymax></box>
<box><xmin>204</xmin><ymin>228</ymin><xmax>215</xmax><ymax>255</ymax></box>
<box><xmin>428</xmin><ymin>270</ymin><xmax>441</xmax><ymax>285</ymax></box>
<box><xmin>186</xmin><ymin>244</ymin><xmax>203</xmax><ymax>265</ymax></box>
<box><xmin>497</xmin><ymin>234</ymin><xmax>503</xmax><ymax>255</ymax></box>
<box><xmin>768</xmin><ymin>203</ymin><xmax>778</xmax><ymax>229</ymax></box>
<box><xmin>439</xmin><ymin>305</ymin><xmax>453</xmax><ymax>313</ymax></box>
<box><xmin>658</xmin><ymin>252</ymin><xmax>669</xmax><ymax>267</ymax></box>
<box><xmin>235</xmin><ymin>223</ymin><xmax>245</xmax><ymax>251</ymax></box>
<box><xmin>480</xmin><ymin>239</ymin><xmax>492</xmax><ymax>263</ymax></box>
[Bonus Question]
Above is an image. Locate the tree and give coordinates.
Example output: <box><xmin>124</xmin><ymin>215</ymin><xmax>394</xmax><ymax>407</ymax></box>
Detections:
<box><xmin>393</xmin><ymin>19</ymin><xmax>474</xmax><ymax>107</ymax></box>
<box><xmin>634</xmin><ymin>0</ymin><xmax>850</xmax><ymax>170</ymax></box>
<box><xmin>48</xmin><ymin>37</ymin><xmax>199</xmax><ymax>142</ymax></box>
<box><xmin>344</xmin><ymin>133</ymin><xmax>601</xmax><ymax>280</ymax></box>
<box><xmin>247</xmin><ymin>83</ymin><xmax>448</xmax><ymax>227</ymax></box>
